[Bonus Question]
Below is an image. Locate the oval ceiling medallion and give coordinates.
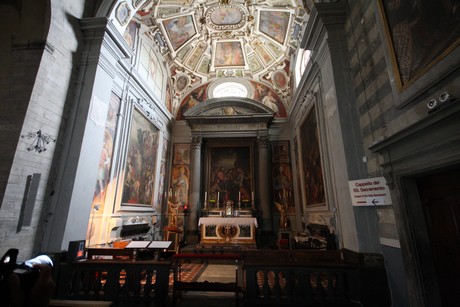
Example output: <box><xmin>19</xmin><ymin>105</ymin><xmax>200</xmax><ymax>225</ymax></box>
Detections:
<box><xmin>205</xmin><ymin>5</ymin><xmax>247</xmax><ymax>30</ymax></box>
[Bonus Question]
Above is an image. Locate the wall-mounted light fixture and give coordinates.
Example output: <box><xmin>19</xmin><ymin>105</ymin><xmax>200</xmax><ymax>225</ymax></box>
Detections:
<box><xmin>21</xmin><ymin>130</ymin><xmax>56</xmax><ymax>153</ymax></box>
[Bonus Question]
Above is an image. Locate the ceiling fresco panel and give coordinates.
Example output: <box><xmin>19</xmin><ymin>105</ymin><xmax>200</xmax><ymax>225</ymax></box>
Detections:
<box><xmin>258</xmin><ymin>10</ymin><xmax>291</xmax><ymax>45</ymax></box>
<box><xmin>160</xmin><ymin>14</ymin><xmax>197</xmax><ymax>51</ymax></box>
<box><xmin>213</xmin><ymin>40</ymin><xmax>246</xmax><ymax>68</ymax></box>
<box><xmin>132</xmin><ymin>0</ymin><xmax>309</xmax><ymax>116</ymax></box>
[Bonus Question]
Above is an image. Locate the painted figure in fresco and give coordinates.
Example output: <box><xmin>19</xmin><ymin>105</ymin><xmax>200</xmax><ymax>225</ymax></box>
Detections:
<box><xmin>262</xmin><ymin>91</ymin><xmax>279</xmax><ymax>114</ymax></box>
<box><xmin>273</xmin><ymin>165</ymin><xmax>292</xmax><ymax>190</ymax></box>
<box><xmin>172</xmin><ymin>166</ymin><xmax>189</xmax><ymax>206</ymax></box>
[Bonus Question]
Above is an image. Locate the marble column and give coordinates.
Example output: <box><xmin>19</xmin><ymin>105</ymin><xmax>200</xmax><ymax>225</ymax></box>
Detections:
<box><xmin>257</xmin><ymin>135</ymin><xmax>273</xmax><ymax>233</ymax></box>
<box><xmin>187</xmin><ymin>136</ymin><xmax>202</xmax><ymax>243</ymax></box>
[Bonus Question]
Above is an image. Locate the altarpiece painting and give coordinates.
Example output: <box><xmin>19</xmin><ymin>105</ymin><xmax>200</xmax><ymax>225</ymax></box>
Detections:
<box><xmin>207</xmin><ymin>145</ymin><xmax>253</xmax><ymax>207</ymax></box>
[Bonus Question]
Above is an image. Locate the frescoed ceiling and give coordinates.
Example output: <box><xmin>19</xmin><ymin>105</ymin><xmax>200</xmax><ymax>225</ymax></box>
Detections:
<box><xmin>132</xmin><ymin>0</ymin><xmax>310</xmax><ymax>119</ymax></box>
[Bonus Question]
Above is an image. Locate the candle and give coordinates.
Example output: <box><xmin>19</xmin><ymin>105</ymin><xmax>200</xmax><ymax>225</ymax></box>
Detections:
<box><xmin>204</xmin><ymin>191</ymin><xmax>207</xmax><ymax>203</ymax></box>
<box><xmin>217</xmin><ymin>192</ymin><xmax>220</xmax><ymax>203</ymax></box>
<box><xmin>238</xmin><ymin>191</ymin><xmax>241</xmax><ymax>202</ymax></box>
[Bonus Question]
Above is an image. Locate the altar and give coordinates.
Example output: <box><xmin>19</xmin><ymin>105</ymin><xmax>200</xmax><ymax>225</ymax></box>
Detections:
<box><xmin>198</xmin><ymin>217</ymin><xmax>257</xmax><ymax>247</ymax></box>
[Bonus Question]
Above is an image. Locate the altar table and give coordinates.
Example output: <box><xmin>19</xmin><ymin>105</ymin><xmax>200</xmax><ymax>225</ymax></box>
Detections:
<box><xmin>198</xmin><ymin>217</ymin><xmax>257</xmax><ymax>246</ymax></box>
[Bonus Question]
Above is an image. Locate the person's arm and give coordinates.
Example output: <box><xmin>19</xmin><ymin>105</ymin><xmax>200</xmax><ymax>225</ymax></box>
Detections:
<box><xmin>8</xmin><ymin>263</ymin><xmax>55</xmax><ymax>307</ymax></box>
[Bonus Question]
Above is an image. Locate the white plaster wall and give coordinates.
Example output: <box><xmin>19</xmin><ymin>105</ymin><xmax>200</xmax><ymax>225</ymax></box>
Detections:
<box><xmin>308</xmin><ymin>40</ymin><xmax>360</xmax><ymax>252</ymax></box>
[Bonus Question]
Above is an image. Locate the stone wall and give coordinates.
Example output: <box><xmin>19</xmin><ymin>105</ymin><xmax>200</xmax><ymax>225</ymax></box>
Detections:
<box><xmin>0</xmin><ymin>0</ymin><xmax>86</xmax><ymax>260</ymax></box>
<box><xmin>345</xmin><ymin>0</ymin><xmax>399</xmax><ymax>245</ymax></box>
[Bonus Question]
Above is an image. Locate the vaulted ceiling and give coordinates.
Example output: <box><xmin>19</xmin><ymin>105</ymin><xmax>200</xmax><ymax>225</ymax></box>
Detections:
<box><xmin>131</xmin><ymin>0</ymin><xmax>309</xmax><ymax>119</ymax></box>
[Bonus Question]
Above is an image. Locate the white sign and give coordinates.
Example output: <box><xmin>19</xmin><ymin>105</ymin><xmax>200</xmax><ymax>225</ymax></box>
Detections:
<box><xmin>348</xmin><ymin>177</ymin><xmax>392</xmax><ymax>206</ymax></box>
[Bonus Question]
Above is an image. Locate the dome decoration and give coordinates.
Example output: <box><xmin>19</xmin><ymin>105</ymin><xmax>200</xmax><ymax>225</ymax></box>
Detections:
<box><xmin>135</xmin><ymin>0</ymin><xmax>308</xmax><ymax>118</ymax></box>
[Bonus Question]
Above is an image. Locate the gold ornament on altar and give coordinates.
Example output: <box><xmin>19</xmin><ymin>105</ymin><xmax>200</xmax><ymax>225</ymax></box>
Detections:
<box><xmin>275</xmin><ymin>201</ymin><xmax>289</xmax><ymax>230</ymax></box>
<box><xmin>217</xmin><ymin>224</ymin><xmax>238</xmax><ymax>241</ymax></box>
<box><xmin>168</xmin><ymin>195</ymin><xmax>181</xmax><ymax>227</ymax></box>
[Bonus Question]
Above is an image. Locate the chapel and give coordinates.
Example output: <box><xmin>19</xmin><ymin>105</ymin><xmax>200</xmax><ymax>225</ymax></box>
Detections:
<box><xmin>0</xmin><ymin>0</ymin><xmax>459</xmax><ymax>306</ymax></box>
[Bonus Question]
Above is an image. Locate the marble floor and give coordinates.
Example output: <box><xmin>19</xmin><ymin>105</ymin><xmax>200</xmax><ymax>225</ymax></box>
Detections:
<box><xmin>172</xmin><ymin>263</ymin><xmax>241</xmax><ymax>307</ymax></box>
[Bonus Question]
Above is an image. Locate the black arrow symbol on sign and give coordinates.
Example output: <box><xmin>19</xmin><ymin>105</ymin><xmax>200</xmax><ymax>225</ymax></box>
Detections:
<box><xmin>372</xmin><ymin>199</ymin><xmax>379</xmax><ymax>205</ymax></box>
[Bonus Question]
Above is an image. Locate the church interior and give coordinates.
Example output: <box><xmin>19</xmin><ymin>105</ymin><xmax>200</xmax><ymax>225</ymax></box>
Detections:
<box><xmin>0</xmin><ymin>0</ymin><xmax>459</xmax><ymax>306</ymax></box>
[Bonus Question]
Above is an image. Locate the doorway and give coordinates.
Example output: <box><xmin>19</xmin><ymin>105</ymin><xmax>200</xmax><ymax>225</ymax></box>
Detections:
<box><xmin>416</xmin><ymin>168</ymin><xmax>460</xmax><ymax>306</ymax></box>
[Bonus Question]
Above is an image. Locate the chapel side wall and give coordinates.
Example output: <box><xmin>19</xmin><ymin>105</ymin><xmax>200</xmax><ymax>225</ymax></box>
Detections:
<box><xmin>346</xmin><ymin>1</ymin><xmax>459</xmax><ymax>306</ymax></box>
<box><xmin>0</xmin><ymin>0</ymin><xmax>86</xmax><ymax>260</ymax></box>
<box><xmin>346</xmin><ymin>0</ymin><xmax>460</xmax><ymax>249</ymax></box>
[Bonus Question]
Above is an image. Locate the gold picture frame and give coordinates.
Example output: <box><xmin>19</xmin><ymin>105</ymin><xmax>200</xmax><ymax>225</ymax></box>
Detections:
<box><xmin>377</xmin><ymin>0</ymin><xmax>460</xmax><ymax>107</ymax></box>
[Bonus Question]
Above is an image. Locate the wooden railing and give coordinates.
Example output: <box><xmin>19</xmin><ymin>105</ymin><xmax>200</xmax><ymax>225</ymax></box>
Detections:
<box><xmin>243</xmin><ymin>262</ymin><xmax>360</xmax><ymax>306</ymax></box>
<box><xmin>241</xmin><ymin>250</ymin><xmax>362</xmax><ymax>306</ymax></box>
<box><xmin>52</xmin><ymin>249</ymin><xmax>390</xmax><ymax>306</ymax></box>
<box><xmin>53</xmin><ymin>259</ymin><xmax>171</xmax><ymax>306</ymax></box>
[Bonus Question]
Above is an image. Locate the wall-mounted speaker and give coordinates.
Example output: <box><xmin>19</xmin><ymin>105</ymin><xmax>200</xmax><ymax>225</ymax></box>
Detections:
<box><xmin>427</xmin><ymin>91</ymin><xmax>454</xmax><ymax>113</ymax></box>
<box><xmin>427</xmin><ymin>98</ymin><xmax>438</xmax><ymax>110</ymax></box>
<box><xmin>438</xmin><ymin>91</ymin><xmax>451</xmax><ymax>103</ymax></box>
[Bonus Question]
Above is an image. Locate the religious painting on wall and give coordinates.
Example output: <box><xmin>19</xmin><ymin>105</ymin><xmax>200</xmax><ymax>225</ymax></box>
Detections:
<box><xmin>92</xmin><ymin>92</ymin><xmax>121</xmax><ymax>212</ymax></box>
<box><xmin>271</xmin><ymin>141</ymin><xmax>294</xmax><ymax>212</ymax></box>
<box><xmin>293</xmin><ymin>136</ymin><xmax>303</xmax><ymax>215</ymax></box>
<box><xmin>250</xmin><ymin>80</ymin><xmax>287</xmax><ymax>118</ymax></box>
<box><xmin>173</xmin><ymin>143</ymin><xmax>191</xmax><ymax>165</ymax></box>
<box><xmin>176</xmin><ymin>83</ymin><xmax>208</xmax><ymax>120</ymax></box>
<box><xmin>156</xmin><ymin>138</ymin><xmax>169</xmax><ymax>212</ymax></box>
<box><xmin>170</xmin><ymin>143</ymin><xmax>191</xmax><ymax>207</ymax></box>
<box><xmin>300</xmin><ymin>106</ymin><xmax>326</xmax><ymax>208</ymax></box>
<box><xmin>378</xmin><ymin>0</ymin><xmax>460</xmax><ymax>90</ymax></box>
<box><xmin>207</xmin><ymin>145</ymin><xmax>253</xmax><ymax>207</ymax></box>
<box><xmin>121</xmin><ymin>108</ymin><xmax>159</xmax><ymax>207</ymax></box>
<box><xmin>272</xmin><ymin>141</ymin><xmax>290</xmax><ymax>163</ymax></box>
<box><xmin>123</xmin><ymin>20</ymin><xmax>138</xmax><ymax>50</ymax></box>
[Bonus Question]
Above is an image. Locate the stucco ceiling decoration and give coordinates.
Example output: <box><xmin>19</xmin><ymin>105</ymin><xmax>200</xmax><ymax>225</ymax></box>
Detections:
<box><xmin>137</xmin><ymin>0</ymin><xmax>308</xmax><ymax>118</ymax></box>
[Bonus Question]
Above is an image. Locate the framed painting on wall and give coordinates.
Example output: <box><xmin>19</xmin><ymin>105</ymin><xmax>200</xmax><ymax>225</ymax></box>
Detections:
<box><xmin>206</xmin><ymin>144</ymin><xmax>253</xmax><ymax>205</ymax></box>
<box><xmin>272</xmin><ymin>141</ymin><xmax>290</xmax><ymax>163</ymax></box>
<box><xmin>300</xmin><ymin>106</ymin><xmax>326</xmax><ymax>209</ymax></box>
<box><xmin>121</xmin><ymin>108</ymin><xmax>159</xmax><ymax>209</ymax></box>
<box><xmin>173</xmin><ymin>143</ymin><xmax>190</xmax><ymax>165</ymax></box>
<box><xmin>377</xmin><ymin>0</ymin><xmax>460</xmax><ymax>106</ymax></box>
<box><xmin>92</xmin><ymin>92</ymin><xmax>120</xmax><ymax>212</ymax></box>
